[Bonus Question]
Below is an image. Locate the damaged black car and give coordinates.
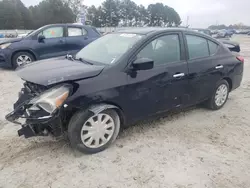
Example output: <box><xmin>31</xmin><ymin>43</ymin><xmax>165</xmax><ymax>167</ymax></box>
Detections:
<box><xmin>6</xmin><ymin>28</ymin><xmax>244</xmax><ymax>154</ymax></box>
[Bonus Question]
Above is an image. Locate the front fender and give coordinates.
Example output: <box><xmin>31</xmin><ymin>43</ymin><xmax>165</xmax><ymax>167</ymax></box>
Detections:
<box><xmin>88</xmin><ymin>103</ymin><xmax>119</xmax><ymax>114</ymax></box>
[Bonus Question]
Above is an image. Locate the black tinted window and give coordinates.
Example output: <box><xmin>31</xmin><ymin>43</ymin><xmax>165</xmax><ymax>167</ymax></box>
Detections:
<box><xmin>208</xmin><ymin>40</ymin><xmax>218</xmax><ymax>55</ymax></box>
<box><xmin>186</xmin><ymin>35</ymin><xmax>209</xmax><ymax>59</ymax></box>
<box><xmin>138</xmin><ymin>34</ymin><xmax>180</xmax><ymax>65</ymax></box>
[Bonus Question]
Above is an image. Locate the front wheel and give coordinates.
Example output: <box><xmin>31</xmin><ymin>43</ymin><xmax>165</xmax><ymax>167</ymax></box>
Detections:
<box><xmin>68</xmin><ymin>109</ymin><xmax>120</xmax><ymax>154</ymax></box>
<box><xmin>207</xmin><ymin>80</ymin><xmax>229</xmax><ymax>110</ymax></box>
<box><xmin>12</xmin><ymin>52</ymin><xmax>35</xmax><ymax>69</ymax></box>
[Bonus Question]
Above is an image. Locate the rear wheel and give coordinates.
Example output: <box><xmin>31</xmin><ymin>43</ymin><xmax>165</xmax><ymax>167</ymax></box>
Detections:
<box><xmin>12</xmin><ymin>52</ymin><xmax>35</xmax><ymax>69</ymax></box>
<box><xmin>207</xmin><ymin>80</ymin><xmax>229</xmax><ymax>110</ymax></box>
<box><xmin>68</xmin><ymin>109</ymin><xmax>120</xmax><ymax>154</ymax></box>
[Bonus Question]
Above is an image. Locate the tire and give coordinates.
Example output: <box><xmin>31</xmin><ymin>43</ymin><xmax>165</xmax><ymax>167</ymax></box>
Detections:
<box><xmin>206</xmin><ymin>79</ymin><xmax>229</xmax><ymax>110</ymax></box>
<box><xmin>68</xmin><ymin>109</ymin><xmax>120</xmax><ymax>154</ymax></box>
<box><xmin>12</xmin><ymin>51</ymin><xmax>35</xmax><ymax>69</ymax></box>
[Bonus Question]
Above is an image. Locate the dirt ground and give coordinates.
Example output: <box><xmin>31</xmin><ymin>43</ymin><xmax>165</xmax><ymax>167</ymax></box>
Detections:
<box><xmin>0</xmin><ymin>35</ymin><xmax>250</xmax><ymax>188</ymax></box>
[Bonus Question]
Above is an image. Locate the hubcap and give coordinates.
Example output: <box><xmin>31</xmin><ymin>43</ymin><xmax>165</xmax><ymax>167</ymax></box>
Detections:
<box><xmin>16</xmin><ymin>55</ymin><xmax>32</xmax><ymax>66</ymax></box>
<box><xmin>215</xmin><ymin>84</ymin><xmax>228</xmax><ymax>107</ymax></box>
<box><xmin>81</xmin><ymin>113</ymin><xmax>115</xmax><ymax>149</ymax></box>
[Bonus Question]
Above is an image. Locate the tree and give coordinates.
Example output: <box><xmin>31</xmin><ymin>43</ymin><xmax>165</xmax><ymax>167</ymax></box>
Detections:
<box><xmin>118</xmin><ymin>0</ymin><xmax>138</xmax><ymax>26</ymax></box>
<box><xmin>137</xmin><ymin>5</ymin><xmax>149</xmax><ymax>26</ymax></box>
<box><xmin>147</xmin><ymin>3</ymin><xmax>181</xmax><ymax>27</ymax></box>
<box><xmin>63</xmin><ymin>0</ymin><xmax>84</xmax><ymax>22</ymax></box>
<box><xmin>0</xmin><ymin>0</ymin><xmax>182</xmax><ymax>29</ymax></box>
<box><xmin>29</xmin><ymin>0</ymin><xmax>75</xmax><ymax>29</ymax></box>
<box><xmin>101</xmin><ymin>0</ymin><xmax>120</xmax><ymax>27</ymax></box>
<box><xmin>86</xmin><ymin>5</ymin><xmax>105</xmax><ymax>27</ymax></box>
<box><xmin>0</xmin><ymin>0</ymin><xmax>30</xmax><ymax>29</ymax></box>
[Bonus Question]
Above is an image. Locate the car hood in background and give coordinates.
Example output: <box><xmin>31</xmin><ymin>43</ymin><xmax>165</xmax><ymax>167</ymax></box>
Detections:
<box><xmin>218</xmin><ymin>39</ymin><xmax>241</xmax><ymax>52</ymax></box>
<box><xmin>16</xmin><ymin>57</ymin><xmax>105</xmax><ymax>86</ymax></box>
<box><xmin>0</xmin><ymin>38</ymin><xmax>22</xmax><ymax>45</ymax></box>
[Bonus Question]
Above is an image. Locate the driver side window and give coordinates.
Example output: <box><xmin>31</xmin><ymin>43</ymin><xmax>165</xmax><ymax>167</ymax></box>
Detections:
<box><xmin>38</xmin><ymin>27</ymin><xmax>64</xmax><ymax>39</ymax></box>
<box><xmin>137</xmin><ymin>34</ymin><xmax>181</xmax><ymax>65</ymax></box>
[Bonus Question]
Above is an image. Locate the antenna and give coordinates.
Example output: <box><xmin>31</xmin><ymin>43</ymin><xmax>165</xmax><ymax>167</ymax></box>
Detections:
<box><xmin>186</xmin><ymin>16</ymin><xmax>190</xmax><ymax>28</ymax></box>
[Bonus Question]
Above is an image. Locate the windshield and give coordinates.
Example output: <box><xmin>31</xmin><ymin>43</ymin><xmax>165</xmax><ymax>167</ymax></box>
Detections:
<box><xmin>25</xmin><ymin>25</ymin><xmax>47</xmax><ymax>38</ymax></box>
<box><xmin>76</xmin><ymin>33</ymin><xmax>144</xmax><ymax>64</ymax></box>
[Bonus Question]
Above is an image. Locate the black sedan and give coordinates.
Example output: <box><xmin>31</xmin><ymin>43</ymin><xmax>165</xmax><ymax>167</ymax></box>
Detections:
<box><xmin>6</xmin><ymin>28</ymin><xmax>244</xmax><ymax>154</ymax></box>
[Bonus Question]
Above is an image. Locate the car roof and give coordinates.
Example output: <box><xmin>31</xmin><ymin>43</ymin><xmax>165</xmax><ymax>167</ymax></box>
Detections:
<box><xmin>115</xmin><ymin>27</ymin><xmax>189</xmax><ymax>35</ymax></box>
<box><xmin>45</xmin><ymin>23</ymin><xmax>94</xmax><ymax>28</ymax></box>
<box><xmin>115</xmin><ymin>27</ymin><xmax>214</xmax><ymax>38</ymax></box>
<box><xmin>191</xmin><ymin>28</ymin><xmax>210</xmax><ymax>31</ymax></box>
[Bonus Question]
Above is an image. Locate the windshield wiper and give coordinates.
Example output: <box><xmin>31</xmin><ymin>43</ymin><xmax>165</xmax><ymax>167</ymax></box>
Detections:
<box><xmin>66</xmin><ymin>54</ymin><xmax>74</xmax><ymax>61</ymax></box>
<box><xmin>75</xmin><ymin>57</ymin><xmax>93</xmax><ymax>65</ymax></box>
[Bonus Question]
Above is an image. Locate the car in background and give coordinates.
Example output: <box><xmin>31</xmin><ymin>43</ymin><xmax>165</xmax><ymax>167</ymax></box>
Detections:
<box><xmin>214</xmin><ymin>29</ymin><xmax>233</xmax><ymax>39</ymax></box>
<box><xmin>17</xmin><ymin>31</ymin><xmax>33</xmax><ymax>38</ymax></box>
<box><xmin>190</xmin><ymin>28</ymin><xmax>240</xmax><ymax>52</ymax></box>
<box><xmin>0</xmin><ymin>24</ymin><xmax>101</xmax><ymax>68</ymax></box>
<box><xmin>6</xmin><ymin>28</ymin><xmax>244</xmax><ymax>154</ymax></box>
<box><xmin>191</xmin><ymin>28</ymin><xmax>212</xmax><ymax>36</ymax></box>
<box><xmin>237</xmin><ymin>30</ymin><xmax>250</xmax><ymax>34</ymax></box>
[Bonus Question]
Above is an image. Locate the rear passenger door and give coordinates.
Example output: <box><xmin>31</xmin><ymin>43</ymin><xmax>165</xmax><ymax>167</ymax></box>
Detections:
<box><xmin>66</xmin><ymin>26</ymin><xmax>90</xmax><ymax>55</ymax></box>
<box><xmin>185</xmin><ymin>33</ymin><xmax>223</xmax><ymax>104</ymax></box>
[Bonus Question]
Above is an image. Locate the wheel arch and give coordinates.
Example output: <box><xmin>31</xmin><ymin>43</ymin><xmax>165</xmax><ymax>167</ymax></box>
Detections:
<box><xmin>11</xmin><ymin>49</ymin><xmax>37</xmax><ymax>67</ymax></box>
<box><xmin>87</xmin><ymin>102</ymin><xmax>127</xmax><ymax>128</ymax></box>
<box><xmin>223</xmin><ymin>77</ymin><xmax>232</xmax><ymax>91</ymax></box>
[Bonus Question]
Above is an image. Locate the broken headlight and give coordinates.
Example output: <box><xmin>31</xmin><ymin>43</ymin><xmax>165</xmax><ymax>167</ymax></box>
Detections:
<box><xmin>29</xmin><ymin>84</ymin><xmax>72</xmax><ymax>114</ymax></box>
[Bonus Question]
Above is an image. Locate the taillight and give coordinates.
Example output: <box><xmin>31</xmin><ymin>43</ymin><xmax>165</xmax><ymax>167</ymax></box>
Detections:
<box><xmin>237</xmin><ymin>56</ymin><xmax>244</xmax><ymax>63</ymax></box>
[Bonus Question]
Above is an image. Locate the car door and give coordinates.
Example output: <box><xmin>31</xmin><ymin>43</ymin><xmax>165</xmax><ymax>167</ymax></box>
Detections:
<box><xmin>184</xmin><ymin>33</ymin><xmax>223</xmax><ymax>104</ymax></box>
<box><xmin>32</xmin><ymin>26</ymin><xmax>67</xmax><ymax>59</ymax></box>
<box><xmin>126</xmin><ymin>33</ymin><xmax>190</xmax><ymax>120</ymax></box>
<box><xmin>66</xmin><ymin>26</ymin><xmax>92</xmax><ymax>55</ymax></box>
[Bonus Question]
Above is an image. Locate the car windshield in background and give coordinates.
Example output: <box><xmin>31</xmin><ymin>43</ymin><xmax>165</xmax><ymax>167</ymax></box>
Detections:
<box><xmin>76</xmin><ymin>33</ymin><xmax>144</xmax><ymax>64</ymax></box>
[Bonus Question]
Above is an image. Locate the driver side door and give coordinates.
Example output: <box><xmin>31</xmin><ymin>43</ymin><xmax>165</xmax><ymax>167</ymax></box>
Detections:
<box><xmin>126</xmin><ymin>33</ymin><xmax>190</xmax><ymax>121</ymax></box>
<box><xmin>32</xmin><ymin>26</ymin><xmax>68</xmax><ymax>60</ymax></box>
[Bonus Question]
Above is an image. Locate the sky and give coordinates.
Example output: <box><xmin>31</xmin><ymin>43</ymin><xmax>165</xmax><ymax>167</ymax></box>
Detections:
<box><xmin>22</xmin><ymin>0</ymin><xmax>250</xmax><ymax>28</ymax></box>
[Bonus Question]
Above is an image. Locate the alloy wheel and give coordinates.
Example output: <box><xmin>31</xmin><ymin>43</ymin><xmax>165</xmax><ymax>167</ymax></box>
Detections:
<box><xmin>16</xmin><ymin>55</ymin><xmax>32</xmax><ymax>66</ymax></box>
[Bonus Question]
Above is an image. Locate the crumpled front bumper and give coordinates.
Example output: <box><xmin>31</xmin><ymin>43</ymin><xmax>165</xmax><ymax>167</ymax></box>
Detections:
<box><xmin>5</xmin><ymin>89</ymin><xmax>63</xmax><ymax>138</ymax></box>
<box><xmin>5</xmin><ymin>104</ymin><xmax>56</xmax><ymax>138</ymax></box>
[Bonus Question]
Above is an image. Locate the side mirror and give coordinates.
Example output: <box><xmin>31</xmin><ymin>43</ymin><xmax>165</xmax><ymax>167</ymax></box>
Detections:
<box><xmin>133</xmin><ymin>58</ymin><xmax>154</xmax><ymax>70</ymax></box>
<box><xmin>38</xmin><ymin>35</ymin><xmax>45</xmax><ymax>43</ymax></box>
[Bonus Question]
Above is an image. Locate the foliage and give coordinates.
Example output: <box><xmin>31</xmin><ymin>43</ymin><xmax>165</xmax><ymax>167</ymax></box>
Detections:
<box><xmin>0</xmin><ymin>0</ymin><xmax>182</xmax><ymax>29</ymax></box>
<box><xmin>0</xmin><ymin>0</ymin><xmax>75</xmax><ymax>29</ymax></box>
<box><xmin>86</xmin><ymin>0</ymin><xmax>182</xmax><ymax>27</ymax></box>
<box><xmin>63</xmin><ymin>0</ymin><xmax>83</xmax><ymax>22</ymax></box>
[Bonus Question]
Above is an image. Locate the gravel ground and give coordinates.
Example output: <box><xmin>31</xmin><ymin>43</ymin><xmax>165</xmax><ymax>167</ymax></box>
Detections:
<box><xmin>0</xmin><ymin>35</ymin><xmax>250</xmax><ymax>188</ymax></box>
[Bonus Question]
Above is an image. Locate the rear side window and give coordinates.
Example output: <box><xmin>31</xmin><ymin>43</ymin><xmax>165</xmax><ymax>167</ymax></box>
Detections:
<box><xmin>208</xmin><ymin>40</ymin><xmax>218</xmax><ymax>55</ymax></box>
<box><xmin>68</xmin><ymin>27</ymin><xmax>87</xmax><ymax>37</ymax></box>
<box><xmin>186</xmin><ymin>35</ymin><xmax>209</xmax><ymax>59</ymax></box>
<box><xmin>91</xmin><ymin>27</ymin><xmax>101</xmax><ymax>36</ymax></box>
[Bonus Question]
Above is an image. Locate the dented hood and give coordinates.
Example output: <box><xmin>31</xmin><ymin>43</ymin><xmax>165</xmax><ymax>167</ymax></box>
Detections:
<box><xmin>16</xmin><ymin>57</ymin><xmax>105</xmax><ymax>86</ymax></box>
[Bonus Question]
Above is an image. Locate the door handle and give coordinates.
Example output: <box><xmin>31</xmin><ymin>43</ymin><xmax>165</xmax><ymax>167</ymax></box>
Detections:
<box><xmin>59</xmin><ymin>39</ymin><xmax>64</xmax><ymax>43</ymax></box>
<box><xmin>173</xmin><ymin>73</ymin><xmax>185</xmax><ymax>78</ymax></box>
<box><xmin>215</xmin><ymin>65</ymin><xmax>223</xmax><ymax>69</ymax></box>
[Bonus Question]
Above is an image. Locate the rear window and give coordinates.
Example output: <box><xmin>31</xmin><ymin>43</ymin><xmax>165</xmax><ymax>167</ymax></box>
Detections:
<box><xmin>186</xmin><ymin>35</ymin><xmax>209</xmax><ymax>59</ymax></box>
<box><xmin>208</xmin><ymin>41</ymin><xmax>218</xmax><ymax>55</ymax></box>
<box><xmin>92</xmin><ymin>27</ymin><xmax>101</xmax><ymax>36</ymax></box>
